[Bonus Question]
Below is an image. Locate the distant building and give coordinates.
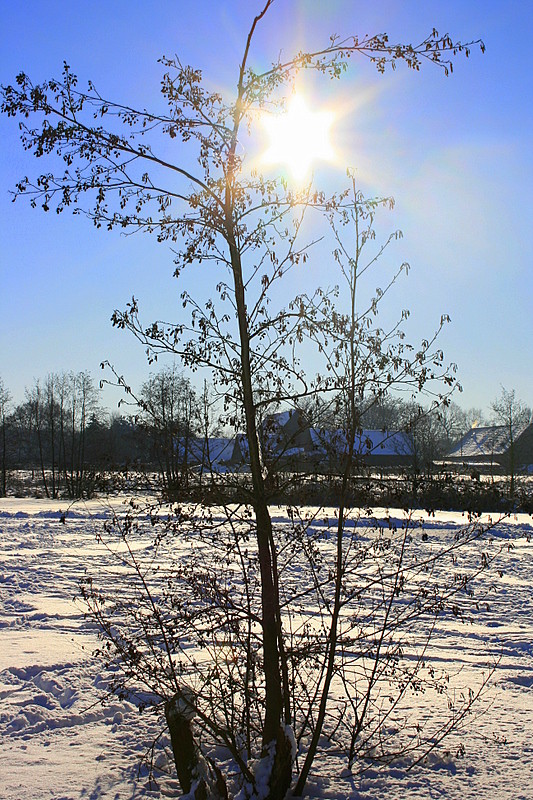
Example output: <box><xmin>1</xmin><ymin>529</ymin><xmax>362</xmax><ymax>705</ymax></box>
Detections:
<box><xmin>224</xmin><ymin>409</ymin><xmax>414</xmax><ymax>472</ymax></box>
<box><xmin>175</xmin><ymin>408</ymin><xmax>415</xmax><ymax>474</ymax></box>
<box><xmin>175</xmin><ymin>436</ymin><xmax>234</xmax><ymax>472</ymax></box>
<box><xmin>445</xmin><ymin>423</ymin><xmax>533</xmax><ymax>473</ymax></box>
<box><xmin>225</xmin><ymin>433</ymin><xmax>251</xmax><ymax>470</ymax></box>
<box><xmin>316</xmin><ymin>428</ymin><xmax>415</xmax><ymax>468</ymax></box>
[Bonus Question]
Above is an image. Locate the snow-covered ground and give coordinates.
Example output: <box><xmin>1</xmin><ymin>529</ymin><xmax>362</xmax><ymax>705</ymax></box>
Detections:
<box><xmin>0</xmin><ymin>497</ymin><xmax>532</xmax><ymax>799</ymax></box>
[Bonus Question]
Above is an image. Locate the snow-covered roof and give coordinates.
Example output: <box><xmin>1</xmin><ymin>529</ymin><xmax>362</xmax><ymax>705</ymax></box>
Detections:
<box><xmin>309</xmin><ymin>428</ymin><xmax>413</xmax><ymax>457</ymax></box>
<box><xmin>355</xmin><ymin>430</ymin><xmax>414</xmax><ymax>456</ymax></box>
<box><xmin>446</xmin><ymin>425</ymin><xmax>527</xmax><ymax>460</ymax></box>
<box><xmin>179</xmin><ymin>425</ymin><xmax>414</xmax><ymax>471</ymax></box>
<box><xmin>175</xmin><ymin>436</ymin><xmax>235</xmax><ymax>466</ymax></box>
<box><xmin>189</xmin><ymin>437</ymin><xmax>234</xmax><ymax>465</ymax></box>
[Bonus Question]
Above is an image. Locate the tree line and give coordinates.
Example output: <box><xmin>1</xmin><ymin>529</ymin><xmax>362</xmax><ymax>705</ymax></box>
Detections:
<box><xmin>1</xmin><ymin>367</ymin><xmax>526</xmax><ymax>500</ymax></box>
<box><xmin>0</xmin><ymin>367</ymin><xmax>198</xmax><ymax>497</ymax></box>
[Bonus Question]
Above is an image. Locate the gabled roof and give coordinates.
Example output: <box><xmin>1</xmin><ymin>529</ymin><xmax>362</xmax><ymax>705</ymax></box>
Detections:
<box><xmin>178</xmin><ymin>425</ymin><xmax>414</xmax><ymax>471</ymax></box>
<box><xmin>355</xmin><ymin>430</ymin><xmax>414</xmax><ymax>457</ymax></box>
<box><xmin>175</xmin><ymin>436</ymin><xmax>234</xmax><ymax>466</ymax></box>
<box><xmin>310</xmin><ymin>428</ymin><xmax>414</xmax><ymax>457</ymax></box>
<box><xmin>226</xmin><ymin>433</ymin><xmax>250</xmax><ymax>464</ymax></box>
<box><xmin>446</xmin><ymin>423</ymin><xmax>531</xmax><ymax>460</ymax></box>
<box><xmin>189</xmin><ymin>437</ymin><xmax>235</xmax><ymax>465</ymax></box>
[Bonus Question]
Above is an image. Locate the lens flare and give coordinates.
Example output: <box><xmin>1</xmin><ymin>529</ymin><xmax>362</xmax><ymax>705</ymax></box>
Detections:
<box><xmin>261</xmin><ymin>94</ymin><xmax>335</xmax><ymax>181</ymax></box>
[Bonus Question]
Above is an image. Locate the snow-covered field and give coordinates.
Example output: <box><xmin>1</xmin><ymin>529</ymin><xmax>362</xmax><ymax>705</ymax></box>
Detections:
<box><xmin>0</xmin><ymin>497</ymin><xmax>532</xmax><ymax>800</ymax></box>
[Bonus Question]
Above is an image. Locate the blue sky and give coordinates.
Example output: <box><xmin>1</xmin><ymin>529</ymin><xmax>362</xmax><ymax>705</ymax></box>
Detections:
<box><xmin>1</xmin><ymin>0</ymin><xmax>532</xmax><ymax>413</ymax></box>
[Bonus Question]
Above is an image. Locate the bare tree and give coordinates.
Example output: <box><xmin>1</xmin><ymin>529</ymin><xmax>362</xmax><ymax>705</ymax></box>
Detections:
<box><xmin>21</xmin><ymin>372</ymin><xmax>100</xmax><ymax>498</ymax></box>
<box><xmin>288</xmin><ymin>180</ymin><xmax>458</xmax><ymax>793</ymax></box>
<box><xmin>2</xmin><ymin>2</ymin><xmax>485</xmax><ymax>797</ymax></box>
<box><xmin>64</xmin><ymin>371</ymin><xmax>100</xmax><ymax>497</ymax></box>
<box><xmin>491</xmin><ymin>387</ymin><xmax>532</xmax><ymax>497</ymax></box>
<box><xmin>0</xmin><ymin>378</ymin><xmax>11</xmax><ymax>497</ymax></box>
<box><xmin>139</xmin><ymin>366</ymin><xmax>199</xmax><ymax>496</ymax></box>
<box><xmin>25</xmin><ymin>379</ymin><xmax>52</xmax><ymax>497</ymax></box>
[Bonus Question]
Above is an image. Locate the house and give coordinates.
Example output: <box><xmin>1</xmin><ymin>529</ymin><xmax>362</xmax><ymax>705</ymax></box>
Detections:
<box><xmin>347</xmin><ymin>429</ymin><xmax>414</xmax><ymax>468</ymax></box>
<box><xmin>176</xmin><ymin>409</ymin><xmax>415</xmax><ymax>474</ymax></box>
<box><xmin>225</xmin><ymin>433</ymin><xmax>251</xmax><ymax>470</ymax></box>
<box><xmin>223</xmin><ymin>410</ymin><xmax>314</xmax><ymax>470</ymax></box>
<box><xmin>175</xmin><ymin>436</ymin><xmax>235</xmax><ymax>472</ymax></box>
<box><xmin>310</xmin><ymin>427</ymin><xmax>414</xmax><ymax>469</ymax></box>
<box><xmin>224</xmin><ymin>409</ymin><xmax>415</xmax><ymax>472</ymax></box>
<box><xmin>445</xmin><ymin>423</ymin><xmax>533</xmax><ymax>473</ymax></box>
<box><xmin>190</xmin><ymin>437</ymin><xmax>235</xmax><ymax>472</ymax></box>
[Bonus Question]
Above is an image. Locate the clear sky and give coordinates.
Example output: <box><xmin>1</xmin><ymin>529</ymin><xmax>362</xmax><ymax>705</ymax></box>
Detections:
<box><xmin>1</xmin><ymin>0</ymin><xmax>532</xmax><ymax>413</ymax></box>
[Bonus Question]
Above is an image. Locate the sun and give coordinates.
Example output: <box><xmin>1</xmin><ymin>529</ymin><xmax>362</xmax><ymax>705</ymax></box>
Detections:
<box><xmin>261</xmin><ymin>94</ymin><xmax>335</xmax><ymax>181</ymax></box>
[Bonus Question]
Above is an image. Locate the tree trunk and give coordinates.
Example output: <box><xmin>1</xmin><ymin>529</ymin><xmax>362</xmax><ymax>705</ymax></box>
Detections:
<box><xmin>165</xmin><ymin>694</ymin><xmax>228</xmax><ymax>800</ymax></box>
<box><xmin>227</xmin><ymin>220</ymin><xmax>292</xmax><ymax>797</ymax></box>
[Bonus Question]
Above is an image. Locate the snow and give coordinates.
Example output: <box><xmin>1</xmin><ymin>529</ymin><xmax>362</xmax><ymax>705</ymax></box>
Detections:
<box><xmin>0</xmin><ymin>497</ymin><xmax>532</xmax><ymax>799</ymax></box>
